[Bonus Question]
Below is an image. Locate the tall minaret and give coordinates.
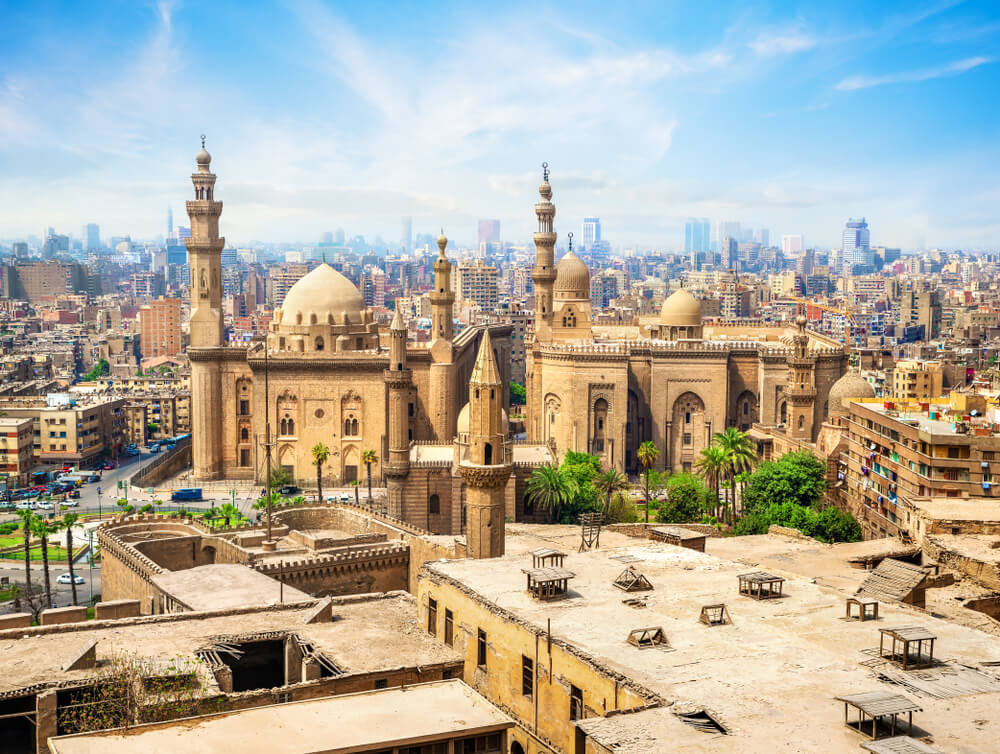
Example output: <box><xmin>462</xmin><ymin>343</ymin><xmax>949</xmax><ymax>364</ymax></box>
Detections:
<box><xmin>531</xmin><ymin>162</ymin><xmax>557</xmax><ymax>344</ymax></box>
<box><xmin>428</xmin><ymin>230</ymin><xmax>454</xmax><ymax>441</ymax></box>
<box><xmin>384</xmin><ymin>305</ymin><xmax>412</xmax><ymax>519</ymax></box>
<box><xmin>786</xmin><ymin>314</ymin><xmax>817</xmax><ymax>440</ymax></box>
<box><xmin>186</xmin><ymin>136</ymin><xmax>225</xmax><ymax>479</ymax></box>
<box><xmin>459</xmin><ymin>330</ymin><xmax>512</xmax><ymax>559</ymax></box>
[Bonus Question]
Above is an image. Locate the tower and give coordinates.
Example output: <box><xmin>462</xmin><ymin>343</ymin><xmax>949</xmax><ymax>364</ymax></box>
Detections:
<box><xmin>458</xmin><ymin>330</ymin><xmax>512</xmax><ymax>559</ymax></box>
<box><xmin>384</xmin><ymin>305</ymin><xmax>412</xmax><ymax>519</ymax></box>
<box><xmin>429</xmin><ymin>230</ymin><xmax>455</xmax><ymax>441</ymax></box>
<box><xmin>186</xmin><ymin>136</ymin><xmax>225</xmax><ymax>479</ymax></box>
<box><xmin>785</xmin><ymin>314</ymin><xmax>817</xmax><ymax>440</ymax></box>
<box><xmin>531</xmin><ymin>163</ymin><xmax>557</xmax><ymax>344</ymax></box>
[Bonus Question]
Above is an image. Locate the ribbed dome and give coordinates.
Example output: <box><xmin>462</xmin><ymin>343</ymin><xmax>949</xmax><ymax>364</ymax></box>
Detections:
<box><xmin>554</xmin><ymin>250</ymin><xmax>590</xmax><ymax>297</ymax></box>
<box><xmin>456</xmin><ymin>402</ymin><xmax>509</xmax><ymax>436</ymax></box>
<box><xmin>660</xmin><ymin>288</ymin><xmax>702</xmax><ymax>327</ymax></box>
<box><xmin>827</xmin><ymin>372</ymin><xmax>875</xmax><ymax>415</ymax></box>
<box><xmin>279</xmin><ymin>263</ymin><xmax>366</xmax><ymax>326</ymax></box>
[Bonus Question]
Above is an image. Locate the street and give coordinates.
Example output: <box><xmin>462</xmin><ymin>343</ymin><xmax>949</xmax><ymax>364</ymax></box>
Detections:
<box><xmin>0</xmin><ymin>561</ymin><xmax>102</xmax><ymax>612</ymax></box>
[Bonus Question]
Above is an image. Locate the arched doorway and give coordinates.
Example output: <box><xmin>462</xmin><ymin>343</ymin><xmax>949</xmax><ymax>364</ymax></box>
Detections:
<box><xmin>671</xmin><ymin>391</ymin><xmax>706</xmax><ymax>472</ymax></box>
<box><xmin>510</xmin><ymin>743</ymin><xmax>526</xmax><ymax>754</ymax></box>
<box><xmin>735</xmin><ymin>390</ymin><xmax>758</xmax><ymax>431</ymax></box>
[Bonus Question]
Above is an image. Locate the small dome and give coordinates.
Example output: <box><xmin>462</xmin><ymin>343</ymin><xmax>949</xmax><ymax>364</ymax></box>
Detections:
<box><xmin>554</xmin><ymin>250</ymin><xmax>590</xmax><ymax>298</ymax></box>
<box><xmin>278</xmin><ymin>263</ymin><xmax>366</xmax><ymax>330</ymax></box>
<box><xmin>457</xmin><ymin>402</ymin><xmax>509</xmax><ymax>437</ymax></box>
<box><xmin>660</xmin><ymin>289</ymin><xmax>702</xmax><ymax>327</ymax></box>
<box><xmin>827</xmin><ymin>372</ymin><xmax>875</xmax><ymax>415</ymax></box>
<box><xmin>196</xmin><ymin>147</ymin><xmax>211</xmax><ymax>167</ymax></box>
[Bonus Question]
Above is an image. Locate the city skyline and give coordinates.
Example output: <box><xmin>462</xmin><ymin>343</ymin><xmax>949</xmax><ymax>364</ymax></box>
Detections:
<box><xmin>2</xmin><ymin>1</ymin><xmax>998</xmax><ymax>249</ymax></box>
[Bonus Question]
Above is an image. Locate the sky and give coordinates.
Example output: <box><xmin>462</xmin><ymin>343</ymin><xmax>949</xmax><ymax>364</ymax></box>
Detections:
<box><xmin>1</xmin><ymin>0</ymin><xmax>998</xmax><ymax>250</ymax></box>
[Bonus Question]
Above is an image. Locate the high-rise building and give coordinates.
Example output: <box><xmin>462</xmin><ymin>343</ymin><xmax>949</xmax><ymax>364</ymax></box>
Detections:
<box><xmin>782</xmin><ymin>234</ymin><xmax>804</xmax><ymax>255</ymax></box>
<box><xmin>582</xmin><ymin>217</ymin><xmax>601</xmax><ymax>251</ymax></box>
<box><xmin>755</xmin><ymin>228</ymin><xmax>770</xmax><ymax>246</ymax></box>
<box><xmin>176</xmin><ymin>226</ymin><xmax>191</xmax><ymax>241</ymax></box>
<box><xmin>684</xmin><ymin>218</ymin><xmax>710</xmax><ymax>254</ymax></box>
<box><xmin>453</xmin><ymin>259</ymin><xmax>499</xmax><ymax>312</ymax></box>
<box><xmin>842</xmin><ymin>218</ymin><xmax>872</xmax><ymax>269</ymax></box>
<box><xmin>722</xmin><ymin>236</ymin><xmax>738</xmax><ymax>271</ymax></box>
<box><xmin>477</xmin><ymin>219</ymin><xmax>500</xmax><ymax>247</ymax></box>
<box><xmin>401</xmin><ymin>216</ymin><xmax>413</xmax><ymax>253</ymax></box>
<box><xmin>83</xmin><ymin>223</ymin><xmax>100</xmax><ymax>251</ymax></box>
<box><xmin>139</xmin><ymin>297</ymin><xmax>182</xmax><ymax>359</ymax></box>
<box><xmin>321</xmin><ymin>231</ymin><xmax>333</xmax><ymax>244</ymax></box>
<box><xmin>718</xmin><ymin>221</ymin><xmax>741</xmax><ymax>248</ymax></box>
<box><xmin>167</xmin><ymin>207</ymin><xmax>173</xmax><ymax>236</ymax></box>
<box><xmin>796</xmin><ymin>248</ymin><xmax>816</xmax><ymax>276</ymax></box>
<box><xmin>335</xmin><ymin>227</ymin><xmax>345</xmax><ymax>245</ymax></box>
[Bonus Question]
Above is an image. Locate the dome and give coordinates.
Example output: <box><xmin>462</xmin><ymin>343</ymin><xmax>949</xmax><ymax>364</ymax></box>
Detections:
<box><xmin>553</xmin><ymin>250</ymin><xmax>590</xmax><ymax>298</ymax></box>
<box><xmin>827</xmin><ymin>372</ymin><xmax>875</xmax><ymax>415</ymax></box>
<box><xmin>196</xmin><ymin>147</ymin><xmax>211</xmax><ymax>167</ymax></box>
<box><xmin>278</xmin><ymin>263</ymin><xmax>366</xmax><ymax>327</ymax></box>
<box><xmin>456</xmin><ymin>402</ymin><xmax>509</xmax><ymax>436</ymax></box>
<box><xmin>660</xmin><ymin>288</ymin><xmax>702</xmax><ymax>327</ymax></box>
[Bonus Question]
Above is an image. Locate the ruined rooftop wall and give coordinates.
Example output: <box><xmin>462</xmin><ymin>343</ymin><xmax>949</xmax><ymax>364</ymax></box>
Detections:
<box><xmin>923</xmin><ymin>536</ymin><xmax>1000</xmax><ymax>591</ymax></box>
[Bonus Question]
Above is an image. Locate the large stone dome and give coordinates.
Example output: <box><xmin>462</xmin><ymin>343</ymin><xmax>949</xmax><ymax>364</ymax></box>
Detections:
<box><xmin>279</xmin><ymin>263</ymin><xmax>366</xmax><ymax>326</ymax></box>
<box><xmin>554</xmin><ymin>250</ymin><xmax>590</xmax><ymax>299</ymax></box>
<box><xmin>660</xmin><ymin>288</ymin><xmax>702</xmax><ymax>327</ymax></box>
<box><xmin>827</xmin><ymin>372</ymin><xmax>875</xmax><ymax>416</ymax></box>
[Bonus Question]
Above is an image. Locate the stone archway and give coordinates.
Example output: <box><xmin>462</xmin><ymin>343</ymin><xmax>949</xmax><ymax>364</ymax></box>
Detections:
<box><xmin>735</xmin><ymin>390</ymin><xmax>758</xmax><ymax>431</ymax></box>
<box><xmin>671</xmin><ymin>391</ymin><xmax>707</xmax><ymax>472</ymax></box>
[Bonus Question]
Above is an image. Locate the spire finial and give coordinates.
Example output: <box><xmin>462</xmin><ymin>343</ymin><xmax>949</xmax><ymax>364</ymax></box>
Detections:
<box><xmin>567</xmin><ymin>231</ymin><xmax>573</xmax><ymax>252</ymax></box>
<box><xmin>542</xmin><ymin>161</ymin><xmax>549</xmax><ymax>182</ymax></box>
<box><xmin>200</xmin><ymin>134</ymin><xmax>206</xmax><ymax>149</ymax></box>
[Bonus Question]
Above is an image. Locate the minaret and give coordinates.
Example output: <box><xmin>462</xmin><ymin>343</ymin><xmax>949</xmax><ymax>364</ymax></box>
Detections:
<box><xmin>531</xmin><ymin>162</ymin><xmax>557</xmax><ymax>344</ymax></box>
<box><xmin>458</xmin><ymin>330</ymin><xmax>512</xmax><ymax>559</ymax></box>
<box><xmin>428</xmin><ymin>230</ymin><xmax>454</xmax><ymax>442</ymax></box>
<box><xmin>384</xmin><ymin>305</ymin><xmax>412</xmax><ymax>519</ymax></box>
<box><xmin>186</xmin><ymin>136</ymin><xmax>225</xmax><ymax>479</ymax></box>
<box><xmin>786</xmin><ymin>314</ymin><xmax>817</xmax><ymax>440</ymax></box>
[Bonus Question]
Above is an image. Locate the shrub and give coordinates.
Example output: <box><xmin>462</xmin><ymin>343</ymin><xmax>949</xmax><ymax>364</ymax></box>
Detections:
<box><xmin>656</xmin><ymin>473</ymin><xmax>711</xmax><ymax>524</ymax></box>
<box><xmin>140</xmin><ymin>504</ymin><xmax>153</xmax><ymax>513</ymax></box>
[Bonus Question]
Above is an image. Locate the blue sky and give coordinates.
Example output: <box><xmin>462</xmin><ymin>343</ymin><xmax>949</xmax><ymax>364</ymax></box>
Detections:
<box><xmin>1</xmin><ymin>0</ymin><xmax>998</xmax><ymax>249</ymax></box>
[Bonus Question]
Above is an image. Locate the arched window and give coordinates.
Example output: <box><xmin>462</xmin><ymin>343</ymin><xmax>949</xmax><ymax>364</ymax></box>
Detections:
<box><xmin>280</xmin><ymin>418</ymin><xmax>288</xmax><ymax>435</ymax></box>
<box><xmin>685</xmin><ymin>411</ymin><xmax>691</xmax><ymax>424</ymax></box>
<box><xmin>240</xmin><ymin>427</ymin><xmax>249</xmax><ymax>441</ymax></box>
<box><xmin>429</xmin><ymin>494</ymin><xmax>440</xmax><ymax>514</ymax></box>
<box><xmin>798</xmin><ymin>415</ymin><xmax>805</xmax><ymax>430</ymax></box>
<box><xmin>344</xmin><ymin>418</ymin><xmax>351</xmax><ymax>436</ymax></box>
<box><xmin>351</xmin><ymin>418</ymin><xmax>359</xmax><ymax>435</ymax></box>
<box><xmin>779</xmin><ymin>402</ymin><xmax>787</xmax><ymax>424</ymax></box>
<box><xmin>287</xmin><ymin>418</ymin><xmax>295</xmax><ymax>434</ymax></box>
<box><xmin>314</xmin><ymin>336</ymin><xmax>324</xmax><ymax>351</ymax></box>
<box><xmin>484</xmin><ymin>442</ymin><xmax>493</xmax><ymax>465</ymax></box>
<box><xmin>490</xmin><ymin>389</ymin><xmax>494</xmax><ymax>400</ymax></box>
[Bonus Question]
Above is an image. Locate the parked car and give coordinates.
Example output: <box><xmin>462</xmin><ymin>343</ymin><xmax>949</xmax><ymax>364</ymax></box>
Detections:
<box><xmin>56</xmin><ymin>573</ymin><xmax>85</xmax><ymax>585</ymax></box>
<box><xmin>278</xmin><ymin>485</ymin><xmax>300</xmax><ymax>495</ymax></box>
<box><xmin>88</xmin><ymin>475</ymin><xmax>101</xmax><ymax>483</ymax></box>
<box><xmin>339</xmin><ymin>493</ymin><xmax>350</xmax><ymax>502</ymax></box>
<box><xmin>36</xmin><ymin>501</ymin><xmax>54</xmax><ymax>510</ymax></box>
<box><xmin>68</xmin><ymin>490</ymin><xmax>80</xmax><ymax>499</ymax></box>
<box><xmin>102</xmin><ymin>462</ymin><xmax>116</xmax><ymax>470</ymax></box>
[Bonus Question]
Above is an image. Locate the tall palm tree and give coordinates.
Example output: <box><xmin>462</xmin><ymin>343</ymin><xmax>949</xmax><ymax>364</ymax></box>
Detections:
<box><xmin>60</xmin><ymin>513</ymin><xmax>80</xmax><ymax>606</ymax></box>
<box><xmin>351</xmin><ymin>480</ymin><xmax>361</xmax><ymax>506</ymax></box>
<box><xmin>593</xmin><ymin>468</ymin><xmax>630</xmax><ymax>516</ymax></box>
<box><xmin>29</xmin><ymin>516</ymin><xmax>55</xmax><ymax>608</ymax></box>
<box><xmin>713</xmin><ymin>427</ymin><xmax>756</xmax><ymax>522</ymax></box>
<box><xmin>637</xmin><ymin>441</ymin><xmax>660</xmax><ymax>523</ymax></box>
<box><xmin>695</xmin><ymin>446</ymin><xmax>727</xmax><ymax>520</ymax></box>
<box><xmin>16</xmin><ymin>509</ymin><xmax>34</xmax><ymax>593</ymax></box>
<box><xmin>361</xmin><ymin>450</ymin><xmax>379</xmax><ymax>508</ymax></box>
<box><xmin>311</xmin><ymin>442</ymin><xmax>330</xmax><ymax>505</ymax></box>
<box><xmin>525</xmin><ymin>465</ymin><xmax>570</xmax><ymax>521</ymax></box>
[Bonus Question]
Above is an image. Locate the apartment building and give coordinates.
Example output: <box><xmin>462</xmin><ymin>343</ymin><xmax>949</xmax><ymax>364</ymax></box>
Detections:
<box><xmin>453</xmin><ymin>259</ymin><xmax>499</xmax><ymax>312</ymax></box>
<box><xmin>889</xmin><ymin>359</ymin><xmax>944</xmax><ymax>401</ymax></box>
<box><xmin>138</xmin><ymin>297</ymin><xmax>183</xmax><ymax>359</ymax></box>
<box><xmin>0</xmin><ymin>417</ymin><xmax>34</xmax><ymax>487</ymax></box>
<box><xmin>0</xmin><ymin>396</ymin><xmax>126</xmax><ymax>465</ymax></box>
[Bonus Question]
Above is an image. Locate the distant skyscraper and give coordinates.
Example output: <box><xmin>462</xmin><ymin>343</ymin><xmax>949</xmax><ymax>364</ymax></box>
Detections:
<box><xmin>478</xmin><ymin>219</ymin><xmax>500</xmax><ymax>246</ymax></box>
<box><xmin>167</xmin><ymin>207</ymin><xmax>173</xmax><ymax>236</ymax></box>
<box><xmin>335</xmin><ymin>227</ymin><xmax>345</xmax><ymax>245</ymax></box>
<box><xmin>83</xmin><ymin>223</ymin><xmax>100</xmax><ymax>250</ymax></box>
<box><xmin>321</xmin><ymin>231</ymin><xmax>333</xmax><ymax>244</ymax></box>
<box><xmin>843</xmin><ymin>217</ymin><xmax>872</xmax><ymax>268</ymax></box>
<box><xmin>755</xmin><ymin>228</ymin><xmax>770</xmax><ymax>246</ymax></box>
<box><xmin>782</xmin><ymin>234</ymin><xmax>804</xmax><ymax>255</ymax></box>
<box><xmin>718</xmin><ymin>221</ymin><xmax>741</xmax><ymax>247</ymax></box>
<box><xmin>176</xmin><ymin>226</ymin><xmax>191</xmax><ymax>241</ymax></box>
<box><xmin>582</xmin><ymin>217</ymin><xmax>601</xmax><ymax>251</ymax></box>
<box><xmin>684</xmin><ymin>218</ymin><xmax>710</xmax><ymax>254</ymax></box>
<box><xmin>401</xmin><ymin>216</ymin><xmax>412</xmax><ymax>253</ymax></box>
<box><xmin>722</xmin><ymin>236</ymin><xmax>738</xmax><ymax>270</ymax></box>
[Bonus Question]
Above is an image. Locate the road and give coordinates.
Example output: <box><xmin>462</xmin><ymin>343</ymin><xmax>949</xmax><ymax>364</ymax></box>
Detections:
<box><xmin>0</xmin><ymin>561</ymin><xmax>102</xmax><ymax>612</ymax></box>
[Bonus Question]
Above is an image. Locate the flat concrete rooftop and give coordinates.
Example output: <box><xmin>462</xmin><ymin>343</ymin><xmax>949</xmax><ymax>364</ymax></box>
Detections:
<box><xmin>151</xmin><ymin>563</ymin><xmax>311</xmax><ymax>611</ymax></box>
<box><xmin>426</xmin><ymin>537</ymin><xmax>1000</xmax><ymax>753</ymax></box>
<box><xmin>0</xmin><ymin>592</ymin><xmax>459</xmax><ymax>695</ymax></box>
<box><xmin>48</xmin><ymin>680</ymin><xmax>511</xmax><ymax>754</ymax></box>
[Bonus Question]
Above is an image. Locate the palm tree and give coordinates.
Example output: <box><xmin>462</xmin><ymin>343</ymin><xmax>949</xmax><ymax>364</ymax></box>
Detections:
<box><xmin>525</xmin><ymin>465</ymin><xmax>570</xmax><ymax>521</ymax></box>
<box><xmin>16</xmin><ymin>509</ymin><xmax>34</xmax><ymax>593</ymax></box>
<box><xmin>60</xmin><ymin>513</ymin><xmax>80</xmax><ymax>606</ymax></box>
<box><xmin>361</xmin><ymin>450</ymin><xmax>379</xmax><ymax>508</ymax></box>
<box><xmin>637</xmin><ymin>441</ymin><xmax>660</xmax><ymax>523</ymax></box>
<box><xmin>593</xmin><ymin>469</ymin><xmax>630</xmax><ymax>516</ymax></box>
<box><xmin>218</xmin><ymin>503</ymin><xmax>241</xmax><ymax>527</ymax></box>
<box><xmin>713</xmin><ymin>427</ymin><xmax>756</xmax><ymax>522</ymax></box>
<box><xmin>695</xmin><ymin>446</ymin><xmax>727</xmax><ymax>520</ymax></box>
<box><xmin>311</xmin><ymin>443</ymin><xmax>330</xmax><ymax>505</ymax></box>
<box><xmin>351</xmin><ymin>480</ymin><xmax>361</xmax><ymax>506</ymax></box>
<box><xmin>29</xmin><ymin>516</ymin><xmax>55</xmax><ymax>608</ymax></box>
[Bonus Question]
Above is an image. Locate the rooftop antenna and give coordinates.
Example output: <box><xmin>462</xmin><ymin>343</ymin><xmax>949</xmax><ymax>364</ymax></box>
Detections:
<box><xmin>542</xmin><ymin>161</ymin><xmax>550</xmax><ymax>181</ymax></box>
<box><xmin>568</xmin><ymin>231</ymin><xmax>573</xmax><ymax>253</ymax></box>
<box><xmin>200</xmin><ymin>134</ymin><xmax>206</xmax><ymax>148</ymax></box>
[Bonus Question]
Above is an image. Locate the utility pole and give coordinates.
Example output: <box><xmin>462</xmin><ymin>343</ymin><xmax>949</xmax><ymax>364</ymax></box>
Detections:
<box><xmin>88</xmin><ymin>529</ymin><xmax>94</xmax><ymax>605</ymax></box>
<box><xmin>261</xmin><ymin>344</ymin><xmax>276</xmax><ymax>550</ymax></box>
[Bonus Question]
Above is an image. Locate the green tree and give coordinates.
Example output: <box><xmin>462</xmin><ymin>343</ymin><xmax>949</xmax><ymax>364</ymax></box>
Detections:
<box><xmin>637</xmin><ymin>441</ymin><xmax>660</xmax><ymax>523</ymax></box>
<box><xmin>361</xmin><ymin>449</ymin><xmax>379</xmax><ymax>507</ymax></box>
<box><xmin>147</xmin><ymin>422</ymin><xmax>159</xmax><ymax>436</ymax></box>
<box><xmin>525</xmin><ymin>465</ymin><xmax>571</xmax><ymax>521</ymax></box>
<box><xmin>60</xmin><ymin>513</ymin><xmax>80</xmax><ymax>605</ymax></box>
<box><xmin>218</xmin><ymin>503</ymin><xmax>241</xmax><ymax>527</ymax></box>
<box><xmin>712</xmin><ymin>427</ymin><xmax>756</xmax><ymax>522</ymax></box>
<box><xmin>509</xmin><ymin>381</ymin><xmax>526</xmax><ymax>405</ymax></box>
<box><xmin>351</xmin><ymin>479</ymin><xmax>361</xmax><ymax>506</ymax></box>
<box><xmin>657</xmin><ymin>473</ymin><xmax>710</xmax><ymax>524</ymax></box>
<box><xmin>695</xmin><ymin>446</ymin><xmax>727</xmax><ymax>520</ymax></box>
<box><xmin>83</xmin><ymin>358</ymin><xmax>110</xmax><ymax>381</ymax></box>
<box><xmin>29</xmin><ymin>516</ymin><xmax>56</xmax><ymax>608</ymax></box>
<box><xmin>16</xmin><ymin>509</ymin><xmax>34</xmax><ymax>593</ymax></box>
<box><xmin>741</xmin><ymin>451</ymin><xmax>827</xmax><ymax>516</ymax></box>
<box><xmin>268</xmin><ymin>467</ymin><xmax>292</xmax><ymax>489</ymax></box>
<box><xmin>311</xmin><ymin>442</ymin><xmax>330</xmax><ymax>504</ymax></box>
<box><xmin>593</xmin><ymin>469</ymin><xmax>630</xmax><ymax>516</ymax></box>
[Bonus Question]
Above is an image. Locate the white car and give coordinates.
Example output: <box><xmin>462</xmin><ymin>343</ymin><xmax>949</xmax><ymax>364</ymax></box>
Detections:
<box><xmin>36</xmin><ymin>501</ymin><xmax>54</xmax><ymax>510</ymax></box>
<box><xmin>56</xmin><ymin>573</ymin><xmax>85</xmax><ymax>585</ymax></box>
<box><xmin>62</xmin><ymin>500</ymin><xmax>79</xmax><ymax>507</ymax></box>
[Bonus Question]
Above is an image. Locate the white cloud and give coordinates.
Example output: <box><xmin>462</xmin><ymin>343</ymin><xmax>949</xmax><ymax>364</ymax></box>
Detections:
<box><xmin>836</xmin><ymin>56</ymin><xmax>993</xmax><ymax>90</ymax></box>
<box><xmin>749</xmin><ymin>29</ymin><xmax>817</xmax><ymax>56</ymax></box>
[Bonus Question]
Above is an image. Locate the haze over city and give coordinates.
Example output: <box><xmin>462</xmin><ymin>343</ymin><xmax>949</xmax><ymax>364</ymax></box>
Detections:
<box><xmin>2</xmin><ymin>0</ymin><xmax>998</xmax><ymax>248</ymax></box>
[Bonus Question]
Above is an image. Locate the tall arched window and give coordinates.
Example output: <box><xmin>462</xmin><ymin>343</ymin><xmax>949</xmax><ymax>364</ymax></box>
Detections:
<box><xmin>484</xmin><ymin>442</ymin><xmax>493</xmax><ymax>465</ymax></box>
<box><xmin>314</xmin><ymin>336</ymin><xmax>324</xmax><ymax>351</ymax></box>
<box><xmin>351</xmin><ymin>418</ymin><xmax>359</xmax><ymax>435</ymax></box>
<box><xmin>240</xmin><ymin>427</ymin><xmax>249</xmax><ymax>441</ymax></box>
<box><xmin>280</xmin><ymin>418</ymin><xmax>288</xmax><ymax>435</ymax></box>
<box><xmin>429</xmin><ymin>494</ymin><xmax>440</xmax><ymax>514</ymax></box>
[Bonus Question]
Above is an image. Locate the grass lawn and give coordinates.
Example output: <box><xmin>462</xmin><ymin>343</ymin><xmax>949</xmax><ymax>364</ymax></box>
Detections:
<box><xmin>0</xmin><ymin>545</ymin><xmax>71</xmax><ymax>561</ymax></box>
<box><xmin>0</xmin><ymin>535</ymin><xmax>24</xmax><ymax>547</ymax></box>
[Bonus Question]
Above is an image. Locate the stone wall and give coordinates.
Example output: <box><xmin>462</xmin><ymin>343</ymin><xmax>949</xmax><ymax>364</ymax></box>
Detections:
<box><xmin>131</xmin><ymin>436</ymin><xmax>192</xmax><ymax>487</ymax></box>
<box><xmin>254</xmin><ymin>542</ymin><xmax>409</xmax><ymax>597</ymax></box>
<box><xmin>606</xmin><ymin>522</ymin><xmax>721</xmax><ymax>539</ymax></box>
<box><xmin>923</xmin><ymin>536</ymin><xmax>1000</xmax><ymax>591</ymax></box>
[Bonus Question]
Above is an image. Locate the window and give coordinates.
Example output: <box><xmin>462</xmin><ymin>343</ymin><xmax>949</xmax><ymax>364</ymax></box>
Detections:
<box><xmin>682</xmin><ymin>433</ymin><xmax>692</xmax><ymax>446</ymax></box>
<box><xmin>570</xmin><ymin>684</ymin><xmax>583</xmax><ymax>720</ymax></box>
<box><xmin>948</xmin><ymin>447</ymin><xmax>960</xmax><ymax>459</ymax></box>
<box><xmin>459</xmin><ymin>735</ymin><xmax>502</xmax><ymax>754</ymax></box>
<box><xmin>429</xmin><ymin>493</ymin><xmax>440</xmax><ymax>514</ymax></box>
<box><xmin>521</xmin><ymin>655</ymin><xmax>533</xmax><ymax>697</ymax></box>
<box><xmin>442</xmin><ymin>608</ymin><xmax>454</xmax><ymax>646</ymax></box>
<box><xmin>408</xmin><ymin>402</ymin><xmax>415</xmax><ymax>417</ymax></box>
<box><xmin>427</xmin><ymin>598</ymin><xmax>437</xmax><ymax>636</ymax></box>
<box><xmin>477</xmin><ymin>629</ymin><xmax>487</xmax><ymax>667</ymax></box>
<box><xmin>240</xmin><ymin>427</ymin><xmax>249</xmax><ymax>441</ymax></box>
<box><xmin>239</xmin><ymin>400</ymin><xmax>249</xmax><ymax>415</ymax></box>
<box><xmin>685</xmin><ymin>411</ymin><xmax>691</xmax><ymax>424</ymax></box>
<box><xmin>374</xmin><ymin>678</ymin><xmax>387</xmax><ymax>690</ymax></box>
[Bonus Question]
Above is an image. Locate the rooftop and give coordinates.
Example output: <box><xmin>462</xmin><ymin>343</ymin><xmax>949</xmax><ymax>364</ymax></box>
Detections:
<box><xmin>48</xmin><ymin>680</ymin><xmax>511</xmax><ymax>754</ymax></box>
<box><xmin>425</xmin><ymin>537</ymin><xmax>1000</xmax><ymax>753</ymax></box>
<box><xmin>150</xmin><ymin>563</ymin><xmax>311</xmax><ymax>611</ymax></box>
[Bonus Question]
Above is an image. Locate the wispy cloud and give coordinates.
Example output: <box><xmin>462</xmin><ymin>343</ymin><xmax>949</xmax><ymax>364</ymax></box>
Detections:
<box><xmin>749</xmin><ymin>28</ymin><xmax>817</xmax><ymax>57</ymax></box>
<box><xmin>837</xmin><ymin>56</ymin><xmax>993</xmax><ymax>90</ymax></box>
